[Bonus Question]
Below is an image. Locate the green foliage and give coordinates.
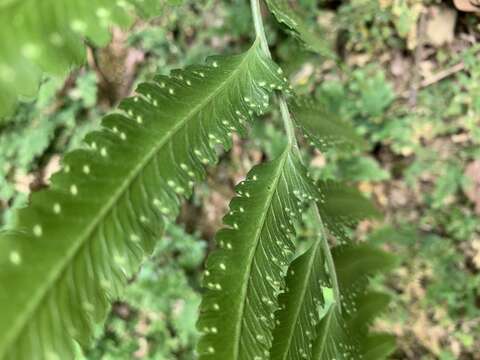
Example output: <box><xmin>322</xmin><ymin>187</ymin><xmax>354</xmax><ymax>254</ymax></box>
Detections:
<box><xmin>270</xmin><ymin>241</ymin><xmax>326</xmax><ymax>360</ymax></box>
<box><xmin>316</xmin><ymin>181</ymin><xmax>381</xmax><ymax>243</ymax></box>
<box><xmin>291</xmin><ymin>97</ymin><xmax>366</xmax><ymax>152</ymax></box>
<box><xmin>309</xmin><ymin>244</ymin><xmax>396</xmax><ymax>359</ymax></box>
<box><xmin>264</xmin><ymin>0</ymin><xmax>334</xmax><ymax>57</ymax></box>
<box><xmin>336</xmin><ymin>0</ymin><xmax>400</xmax><ymax>53</ymax></box>
<box><xmin>197</xmin><ymin>150</ymin><xmax>316</xmax><ymax>359</ymax></box>
<box><xmin>0</xmin><ymin>0</ymin><xmax>181</xmax><ymax>118</ymax></box>
<box><xmin>0</xmin><ymin>1</ymin><xmax>400</xmax><ymax>359</ymax></box>
<box><xmin>348</xmin><ymin>67</ymin><xmax>395</xmax><ymax>119</ymax></box>
<box><xmin>85</xmin><ymin>222</ymin><xmax>205</xmax><ymax>359</ymax></box>
<box><xmin>304</xmin><ymin>244</ymin><xmax>396</xmax><ymax>360</ymax></box>
<box><xmin>268</xmin><ymin>179</ymin><xmax>386</xmax><ymax>359</ymax></box>
<box><xmin>361</xmin><ymin>334</ymin><xmax>397</xmax><ymax>360</ymax></box>
<box><xmin>3</xmin><ymin>0</ymin><xmax>479</xmax><ymax>358</ymax></box>
<box><xmin>0</xmin><ymin>72</ymin><xmax>102</xmax><ymax>226</ymax></box>
<box><xmin>0</xmin><ymin>42</ymin><xmax>286</xmax><ymax>359</ymax></box>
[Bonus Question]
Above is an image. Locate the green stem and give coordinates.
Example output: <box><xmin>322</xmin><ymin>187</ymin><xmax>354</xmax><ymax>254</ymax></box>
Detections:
<box><xmin>312</xmin><ymin>206</ymin><xmax>341</xmax><ymax>310</ymax></box>
<box><xmin>250</xmin><ymin>0</ymin><xmax>271</xmax><ymax>57</ymax></box>
<box><xmin>249</xmin><ymin>0</ymin><xmax>341</xmax><ymax>310</ymax></box>
<box><xmin>250</xmin><ymin>0</ymin><xmax>296</xmax><ymax>147</ymax></box>
<box><xmin>278</xmin><ymin>94</ymin><xmax>297</xmax><ymax>149</ymax></box>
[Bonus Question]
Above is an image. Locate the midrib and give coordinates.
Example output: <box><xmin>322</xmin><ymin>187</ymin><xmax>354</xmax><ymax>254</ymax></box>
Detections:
<box><xmin>281</xmin><ymin>241</ymin><xmax>320</xmax><ymax>360</ymax></box>
<box><xmin>315</xmin><ymin>307</ymin><xmax>334</xmax><ymax>359</ymax></box>
<box><xmin>233</xmin><ymin>150</ymin><xmax>289</xmax><ymax>359</ymax></box>
<box><xmin>10</xmin><ymin>47</ymin><xmax>256</xmax><ymax>351</ymax></box>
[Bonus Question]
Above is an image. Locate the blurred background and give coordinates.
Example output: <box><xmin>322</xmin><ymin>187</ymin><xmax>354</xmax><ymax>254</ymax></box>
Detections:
<box><xmin>0</xmin><ymin>0</ymin><xmax>479</xmax><ymax>358</ymax></box>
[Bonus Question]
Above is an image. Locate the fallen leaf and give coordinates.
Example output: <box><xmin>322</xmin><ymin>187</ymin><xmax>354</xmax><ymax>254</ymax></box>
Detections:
<box><xmin>93</xmin><ymin>27</ymin><xmax>145</xmax><ymax>105</ymax></box>
<box><xmin>453</xmin><ymin>0</ymin><xmax>480</xmax><ymax>12</ymax></box>
<box><xmin>43</xmin><ymin>155</ymin><xmax>61</xmax><ymax>184</ymax></box>
<box><xmin>464</xmin><ymin>160</ymin><xmax>480</xmax><ymax>214</ymax></box>
<box><xmin>425</xmin><ymin>6</ymin><xmax>457</xmax><ymax>47</ymax></box>
<box><xmin>471</xmin><ymin>238</ymin><xmax>480</xmax><ymax>270</ymax></box>
<box><xmin>14</xmin><ymin>171</ymin><xmax>35</xmax><ymax>194</ymax></box>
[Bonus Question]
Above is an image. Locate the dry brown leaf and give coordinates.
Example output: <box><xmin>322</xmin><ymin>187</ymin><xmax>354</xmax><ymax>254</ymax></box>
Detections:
<box><xmin>93</xmin><ymin>27</ymin><xmax>145</xmax><ymax>105</ymax></box>
<box><xmin>425</xmin><ymin>6</ymin><xmax>457</xmax><ymax>47</ymax></box>
<box><xmin>454</xmin><ymin>0</ymin><xmax>480</xmax><ymax>12</ymax></box>
<box><xmin>43</xmin><ymin>155</ymin><xmax>61</xmax><ymax>184</ymax></box>
<box><xmin>411</xmin><ymin>312</ymin><xmax>445</xmax><ymax>355</ymax></box>
<box><xmin>346</xmin><ymin>53</ymin><xmax>371</xmax><ymax>67</ymax></box>
<box><xmin>471</xmin><ymin>238</ymin><xmax>480</xmax><ymax>269</ymax></box>
<box><xmin>13</xmin><ymin>171</ymin><xmax>35</xmax><ymax>194</ymax></box>
<box><xmin>464</xmin><ymin>160</ymin><xmax>480</xmax><ymax>214</ymax></box>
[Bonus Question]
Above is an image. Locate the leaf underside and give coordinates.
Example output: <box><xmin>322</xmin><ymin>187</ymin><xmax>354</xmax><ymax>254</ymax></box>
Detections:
<box><xmin>272</xmin><ymin>177</ymin><xmax>392</xmax><ymax>360</ymax></box>
<box><xmin>264</xmin><ymin>0</ymin><xmax>333</xmax><ymax>57</ymax></box>
<box><xmin>362</xmin><ymin>333</ymin><xmax>397</xmax><ymax>360</ymax></box>
<box><xmin>196</xmin><ymin>149</ymin><xmax>317</xmax><ymax>360</ymax></box>
<box><xmin>291</xmin><ymin>97</ymin><xmax>366</xmax><ymax>152</ymax></box>
<box><xmin>317</xmin><ymin>180</ymin><xmax>381</xmax><ymax>244</ymax></box>
<box><xmin>0</xmin><ymin>41</ymin><xmax>287</xmax><ymax>359</ymax></box>
<box><xmin>311</xmin><ymin>244</ymin><xmax>397</xmax><ymax>359</ymax></box>
<box><xmin>270</xmin><ymin>240</ymin><xmax>327</xmax><ymax>360</ymax></box>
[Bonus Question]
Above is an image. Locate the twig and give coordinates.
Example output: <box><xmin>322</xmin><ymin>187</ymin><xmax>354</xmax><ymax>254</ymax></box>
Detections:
<box><xmin>419</xmin><ymin>61</ymin><xmax>465</xmax><ymax>88</ymax></box>
<box><xmin>401</xmin><ymin>61</ymin><xmax>466</xmax><ymax>99</ymax></box>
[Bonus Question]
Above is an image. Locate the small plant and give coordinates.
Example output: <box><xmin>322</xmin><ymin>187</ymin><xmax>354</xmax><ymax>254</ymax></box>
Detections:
<box><xmin>0</xmin><ymin>1</ymin><xmax>396</xmax><ymax>359</ymax></box>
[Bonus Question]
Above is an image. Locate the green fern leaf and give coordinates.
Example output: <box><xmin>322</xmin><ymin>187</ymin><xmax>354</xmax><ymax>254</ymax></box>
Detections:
<box><xmin>312</xmin><ymin>303</ymin><xmax>359</xmax><ymax>359</ymax></box>
<box><xmin>291</xmin><ymin>97</ymin><xmax>366</xmax><ymax>152</ymax></box>
<box><xmin>348</xmin><ymin>292</ymin><xmax>394</xmax><ymax>360</ymax></box>
<box><xmin>270</xmin><ymin>182</ymin><xmax>380</xmax><ymax>359</ymax></box>
<box><xmin>333</xmin><ymin>244</ymin><xmax>397</xmax><ymax>290</ymax></box>
<box><xmin>270</xmin><ymin>240</ymin><xmax>327</xmax><ymax>360</ymax></box>
<box><xmin>311</xmin><ymin>244</ymin><xmax>396</xmax><ymax>359</ymax></box>
<box><xmin>196</xmin><ymin>149</ymin><xmax>317</xmax><ymax>359</ymax></box>
<box><xmin>0</xmin><ymin>42</ymin><xmax>287</xmax><ymax>359</ymax></box>
<box><xmin>361</xmin><ymin>334</ymin><xmax>397</xmax><ymax>360</ymax></box>
<box><xmin>317</xmin><ymin>181</ymin><xmax>381</xmax><ymax>243</ymax></box>
<box><xmin>0</xmin><ymin>0</ymin><xmax>180</xmax><ymax>118</ymax></box>
<box><xmin>347</xmin><ymin>291</ymin><xmax>390</xmax><ymax>331</ymax></box>
<box><xmin>264</xmin><ymin>0</ymin><xmax>333</xmax><ymax>57</ymax></box>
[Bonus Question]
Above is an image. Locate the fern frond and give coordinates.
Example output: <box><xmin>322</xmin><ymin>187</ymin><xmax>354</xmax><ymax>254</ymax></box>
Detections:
<box><xmin>312</xmin><ymin>303</ymin><xmax>358</xmax><ymax>359</ymax></box>
<box><xmin>332</xmin><ymin>244</ymin><xmax>397</xmax><ymax>290</ymax></box>
<box><xmin>196</xmin><ymin>149</ymin><xmax>317</xmax><ymax>359</ymax></box>
<box><xmin>264</xmin><ymin>0</ymin><xmax>333</xmax><ymax>57</ymax></box>
<box><xmin>0</xmin><ymin>0</ymin><xmax>181</xmax><ymax>117</ymax></box>
<box><xmin>291</xmin><ymin>97</ymin><xmax>366</xmax><ymax>152</ymax></box>
<box><xmin>351</xmin><ymin>291</ymin><xmax>390</xmax><ymax>325</ymax></box>
<box><xmin>0</xmin><ymin>42</ymin><xmax>287</xmax><ymax>359</ymax></box>
<box><xmin>317</xmin><ymin>181</ymin><xmax>381</xmax><ymax>243</ymax></box>
<box><xmin>270</xmin><ymin>240</ymin><xmax>327</xmax><ymax>360</ymax></box>
<box><xmin>311</xmin><ymin>244</ymin><xmax>396</xmax><ymax>359</ymax></box>
<box><xmin>361</xmin><ymin>333</ymin><xmax>397</xmax><ymax>360</ymax></box>
<box><xmin>314</xmin><ymin>310</ymin><xmax>396</xmax><ymax>360</ymax></box>
<box><xmin>269</xmin><ymin>179</ymin><xmax>380</xmax><ymax>359</ymax></box>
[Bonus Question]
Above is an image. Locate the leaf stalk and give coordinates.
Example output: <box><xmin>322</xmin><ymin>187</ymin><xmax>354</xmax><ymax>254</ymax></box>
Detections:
<box><xmin>249</xmin><ymin>0</ymin><xmax>342</xmax><ymax>310</ymax></box>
